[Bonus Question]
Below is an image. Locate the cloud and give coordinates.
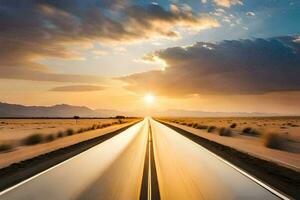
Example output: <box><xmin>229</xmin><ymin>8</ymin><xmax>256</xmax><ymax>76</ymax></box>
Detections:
<box><xmin>0</xmin><ymin>1</ymin><xmax>218</xmax><ymax>82</ymax></box>
<box><xmin>119</xmin><ymin>35</ymin><xmax>300</xmax><ymax>97</ymax></box>
<box><xmin>214</xmin><ymin>0</ymin><xmax>243</xmax><ymax>8</ymax></box>
<box><xmin>50</xmin><ymin>85</ymin><xmax>104</xmax><ymax>92</ymax></box>
<box><xmin>0</xmin><ymin>67</ymin><xmax>105</xmax><ymax>83</ymax></box>
<box><xmin>246</xmin><ymin>12</ymin><xmax>255</xmax><ymax>16</ymax></box>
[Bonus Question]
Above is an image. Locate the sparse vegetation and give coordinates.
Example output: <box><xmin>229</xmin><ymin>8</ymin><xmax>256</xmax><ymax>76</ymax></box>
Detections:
<box><xmin>22</xmin><ymin>134</ymin><xmax>44</xmax><ymax>145</ymax></box>
<box><xmin>45</xmin><ymin>134</ymin><xmax>55</xmax><ymax>142</ymax></box>
<box><xmin>242</xmin><ymin>127</ymin><xmax>260</xmax><ymax>136</ymax></box>
<box><xmin>0</xmin><ymin>144</ymin><xmax>13</xmax><ymax>152</ymax></box>
<box><xmin>264</xmin><ymin>133</ymin><xmax>286</xmax><ymax>150</ymax></box>
<box><xmin>66</xmin><ymin>128</ymin><xmax>74</xmax><ymax>136</ymax></box>
<box><xmin>192</xmin><ymin>123</ymin><xmax>198</xmax><ymax>128</ymax></box>
<box><xmin>57</xmin><ymin>131</ymin><xmax>65</xmax><ymax>138</ymax></box>
<box><xmin>77</xmin><ymin>128</ymin><xmax>85</xmax><ymax>133</ymax></box>
<box><xmin>196</xmin><ymin>125</ymin><xmax>208</xmax><ymax>130</ymax></box>
<box><xmin>207</xmin><ymin>126</ymin><xmax>216</xmax><ymax>133</ymax></box>
<box><xmin>219</xmin><ymin>127</ymin><xmax>232</xmax><ymax>136</ymax></box>
<box><xmin>187</xmin><ymin>123</ymin><xmax>193</xmax><ymax>127</ymax></box>
<box><xmin>230</xmin><ymin>123</ymin><xmax>237</xmax><ymax>128</ymax></box>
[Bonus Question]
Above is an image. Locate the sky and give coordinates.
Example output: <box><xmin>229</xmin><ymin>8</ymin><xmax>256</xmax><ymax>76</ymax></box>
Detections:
<box><xmin>0</xmin><ymin>0</ymin><xmax>300</xmax><ymax>115</ymax></box>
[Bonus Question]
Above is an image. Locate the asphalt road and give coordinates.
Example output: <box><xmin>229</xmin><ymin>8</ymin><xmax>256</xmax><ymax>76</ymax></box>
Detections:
<box><xmin>0</xmin><ymin>118</ymin><xmax>288</xmax><ymax>200</ymax></box>
<box><xmin>150</xmin><ymin>120</ymin><xmax>284</xmax><ymax>200</ymax></box>
<box><xmin>0</xmin><ymin>120</ymin><xmax>148</xmax><ymax>200</ymax></box>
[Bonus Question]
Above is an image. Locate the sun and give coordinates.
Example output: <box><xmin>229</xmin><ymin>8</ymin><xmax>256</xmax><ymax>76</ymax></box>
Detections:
<box><xmin>144</xmin><ymin>93</ymin><xmax>155</xmax><ymax>104</ymax></box>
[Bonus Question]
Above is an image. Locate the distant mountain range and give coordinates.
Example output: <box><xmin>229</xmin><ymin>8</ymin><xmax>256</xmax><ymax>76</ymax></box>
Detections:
<box><xmin>0</xmin><ymin>102</ymin><xmax>121</xmax><ymax>118</ymax></box>
<box><xmin>0</xmin><ymin>102</ymin><xmax>279</xmax><ymax>118</ymax></box>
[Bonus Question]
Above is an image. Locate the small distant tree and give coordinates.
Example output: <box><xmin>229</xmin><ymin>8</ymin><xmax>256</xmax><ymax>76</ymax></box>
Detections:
<box><xmin>74</xmin><ymin>115</ymin><xmax>80</xmax><ymax>124</ymax></box>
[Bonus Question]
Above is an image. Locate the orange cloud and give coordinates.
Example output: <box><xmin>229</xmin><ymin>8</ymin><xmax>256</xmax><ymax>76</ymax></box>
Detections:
<box><xmin>214</xmin><ymin>0</ymin><xmax>243</xmax><ymax>7</ymax></box>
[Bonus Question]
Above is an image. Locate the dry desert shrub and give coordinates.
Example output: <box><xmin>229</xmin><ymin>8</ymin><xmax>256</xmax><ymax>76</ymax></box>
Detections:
<box><xmin>264</xmin><ymin>133</ymin><xmax>286</xmax><ymax>150</ymax></box>
<box><xmin>22</xmin><ymin>134</ymin><xmax>44</xmax><ymax>145</ymax></box>
<box><xmin>196</xmin><ymin>125</ymin><xmax>208</xmax><ymax>130</ymax></box>
<box><xmin>66</xmin><ymin>128</ymin><xmax>74</xmax><ymax>136</ymax></box>
<box><xmin>230</xmin><ymin>123</ymin><xmax>237</xmax><ymax>128</ymax></box>
<box><xmin>241</xmin><ymin>127</ymin><xmax>260</xmax><ymax>136</ymax></box>
<box><xmin>219</xmin><ymin>127</ymin><xmax>232</xmax><ymax>136</ymax></box>
<box><xmin>207</xmin><ymin>126</ymin><xmax>216</xmax><ymax>133</ymax></box>
<box><xmin>45</xmin><ymin>134</ymin><xmax>56</xmax><ymax>142</ymax></box>
<box><xmin>57</xmin><ymin>131</ymin><xmax>65</xmax><ymax>138</ymax></box>
<box><xmin>0</xmin><ymin>144</ymin><xmax>13</xmax><ymax>152</ymax></box>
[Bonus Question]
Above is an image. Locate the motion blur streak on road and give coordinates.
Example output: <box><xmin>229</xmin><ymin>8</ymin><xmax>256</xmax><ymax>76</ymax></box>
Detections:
<box><xmin>0</xmin><ymin>120</ymin><xmax>148</xmax><ymax>200</ymax></box>
<box><xmin>150</xmin><ymin>120</ymin><xmax>281</xmax><ymax>200</ymax></box>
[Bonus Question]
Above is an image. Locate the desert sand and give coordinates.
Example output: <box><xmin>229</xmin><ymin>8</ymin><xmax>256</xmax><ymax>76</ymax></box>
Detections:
<box><xmin>160</xmin><ymin>117</ymin><xmax>300</xmax><ymax>171</ymax></box>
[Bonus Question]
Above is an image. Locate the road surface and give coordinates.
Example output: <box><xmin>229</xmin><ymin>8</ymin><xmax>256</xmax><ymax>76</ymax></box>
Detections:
<box><xmin>0</xmin><ymin>118</ymin><xmax>288</xmax><ymax>200</ymax></box>
<box><xmin>150</xmin><ymin>120</ymin><xmax>284</xmax><ymax>200</ymax></box>
<box><xmin>0</xmin><ymin>120</ymin><xmax>148</xmax><ymax>200</ymax></box>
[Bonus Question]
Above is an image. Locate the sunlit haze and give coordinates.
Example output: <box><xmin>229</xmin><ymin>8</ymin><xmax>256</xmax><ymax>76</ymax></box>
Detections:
<box><xmin>144</xmin><ymin>94</ymin><xmax>155</xmax><ymax>105</ymax></box>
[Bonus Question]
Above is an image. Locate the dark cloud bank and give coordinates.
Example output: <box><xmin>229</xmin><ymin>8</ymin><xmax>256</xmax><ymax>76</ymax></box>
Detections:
<box><xmin>120</xmin><ymin>36</ymin><xmax>300</xmax><ymax>96</ymax></box>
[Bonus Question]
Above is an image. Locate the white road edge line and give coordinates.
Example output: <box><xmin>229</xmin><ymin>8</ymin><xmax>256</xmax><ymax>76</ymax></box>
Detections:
<box><xmin>207</xmin><ymin>150</ymin><xmax>291</xmax><ymax>200</ymax></box>
<box><xmin>0</xmin><ymin>122</ymin><xmax>142</xmax><ymax>196</ymax></box>
<box><xmin>0</xmin><ymin>147</ymin><xmax>83</xmax><ymax>196</ymax></box>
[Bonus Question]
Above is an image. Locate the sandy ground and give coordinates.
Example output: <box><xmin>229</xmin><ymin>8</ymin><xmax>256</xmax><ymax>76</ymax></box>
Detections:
<box><xmin>0</xmin><ymin>119</ymin><xmax>127</xmax><ymax>143</ymax></box>
<box><xmin>0</xmin><ymin>119</ymin><xmax>138</xmax><ymax>169</ymax></box>
<box><xmin>160</xmin><ymin>117</ymin><xmax>300</xmax><ymax>171</ymax></box>
<box><xmin>161</xmin><ymin>117</ymin><xmax>300</xmax><ymax>142</ymax></box>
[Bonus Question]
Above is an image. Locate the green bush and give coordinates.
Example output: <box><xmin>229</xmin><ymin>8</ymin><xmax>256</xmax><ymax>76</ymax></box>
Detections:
<box><xmin>0</xmin><ymin>144</ymin><xmax>13</xmax><ymax>152</ymax></box>
<box><xmin>23</xmin><ymin>134</ymin><xmax>44</xmax><ymax>145</ymax></box>
<box><xmin>219</xmin><ymin>128</ymin><xmax>232</xmax><ymax>136</ymax></box>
